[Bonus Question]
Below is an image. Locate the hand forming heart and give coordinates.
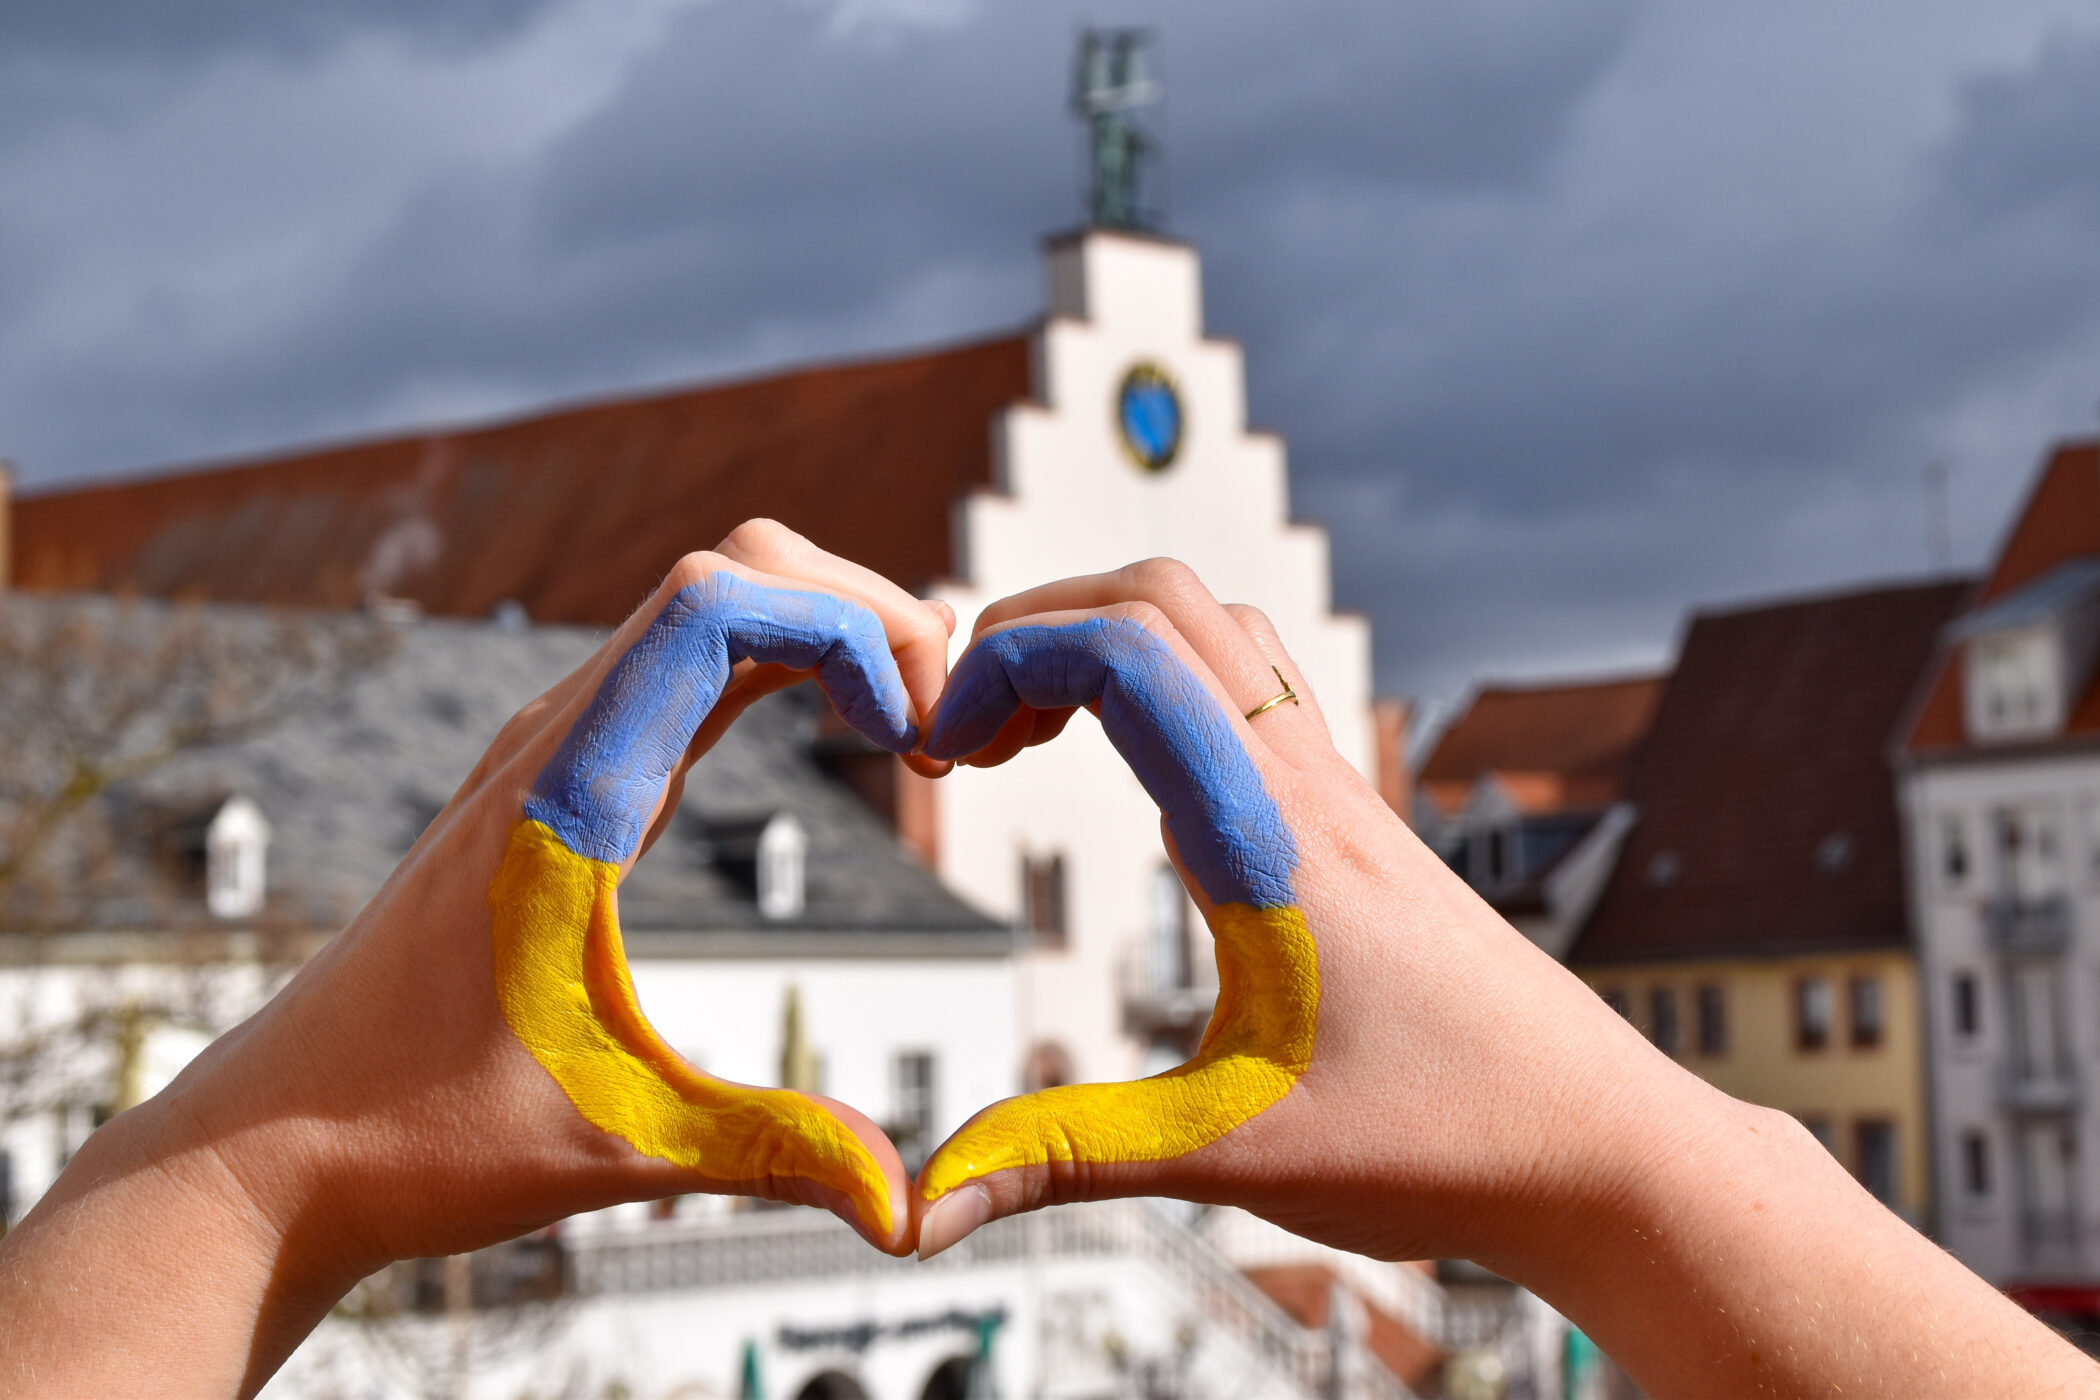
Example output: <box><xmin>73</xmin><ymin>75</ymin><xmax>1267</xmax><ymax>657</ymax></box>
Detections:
<box><xmin>12</xmin><ymin>537</ymin><xmax>2087</xmax><ymax>1400</ymax></box>
<box><xmin>488</xmin><ymin>570</ymin><xmax>925</xmax><ymax>1243</ymax></box>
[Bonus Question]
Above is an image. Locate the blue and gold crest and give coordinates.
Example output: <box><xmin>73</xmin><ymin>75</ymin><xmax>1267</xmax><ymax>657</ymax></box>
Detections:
<box><xmin>1116</xmin><ymin>362</ymin><xmax>1182</xmax><ymax>472</ymax></box>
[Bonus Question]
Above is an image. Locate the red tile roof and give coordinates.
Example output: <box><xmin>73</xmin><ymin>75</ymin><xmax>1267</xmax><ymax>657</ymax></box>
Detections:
<box><xmin>1416</xmin><ymin>675</ymin><xmax>1663</xmax><ymax>818</ymax></box>
<box><xmin>1572</xmin><ymin>580</ymin><xmax>1968</xmax><ymax>965</ymax></box>
<box><xmin>1907</xmin><ymin>439</ymin><xmax>2100</xmax><ymax>753</ymax></box>
<box><xmin>9</xmin><ymin>335</ymin><xmax>1035</xmax><ymax>622</ymax></box>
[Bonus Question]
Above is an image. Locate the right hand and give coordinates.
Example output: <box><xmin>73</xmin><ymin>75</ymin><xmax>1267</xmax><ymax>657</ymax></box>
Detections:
<box><xmin>909</xmin><ymin>560</ymin><xmax>1678</xmax><ymax>1266</ymax></box>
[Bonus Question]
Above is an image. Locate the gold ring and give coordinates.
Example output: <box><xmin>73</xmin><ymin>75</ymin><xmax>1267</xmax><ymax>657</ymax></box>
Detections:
<box><xmin>1244</xmin><ymin>666</ymin><xmax>1299</xmax><ymax>721</ymax></box>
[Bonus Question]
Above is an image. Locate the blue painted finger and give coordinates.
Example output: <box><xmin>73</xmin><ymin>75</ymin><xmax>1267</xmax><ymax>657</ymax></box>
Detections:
<box><xmin>924</xmin><ymin>617</ymin><xmax>1295</xmax><ymax>908</ymax></box>
<box><xmin>527</xmin><ymin>573</ymin><xmax>916</xmax><ymax>864</ymax></box>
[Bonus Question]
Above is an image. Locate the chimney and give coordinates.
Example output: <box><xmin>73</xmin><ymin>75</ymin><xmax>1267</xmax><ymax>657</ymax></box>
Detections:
<box><xmin>0</xmin><ymin>459</ymin><xmax>12</xmax><ymax>594</ymax></box>
<box><xmin>1372</xmin><ymin>698</ymin><xmax>1413</xmax><ymax>827</ymax></box>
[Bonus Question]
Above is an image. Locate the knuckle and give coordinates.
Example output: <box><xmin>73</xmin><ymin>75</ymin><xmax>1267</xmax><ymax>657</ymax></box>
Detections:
<box><xmin>664</xmin><ymin>550</ymin><xmax>728</xmax><ymax>592</ymax></box>
<box><xmin>1108</xmin><ymin>599</ymin><xmax>1171</xmax><ymax>634</ymax></box>
<box><xmin>1125</xmin><ymin>556</ymin><xmax>1203</xmax><ymax>601</ymax></box>
<box><xmin>1225</xmin><ymin>602</ymin><xmax>1276</xmax><ymax>634</ymax></box>
<box><xmin>719</xmin><ymin>517</ymin><xmax>803</xmax><ymax>564</ymax></box>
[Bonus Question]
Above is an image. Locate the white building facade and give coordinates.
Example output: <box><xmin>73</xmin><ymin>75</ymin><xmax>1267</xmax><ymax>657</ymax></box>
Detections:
<box><xmin>1898</xmin><ymin>447</ymin><xmax>2100</xmax><ymax>1303</ymax></box>
<box><xmin>931</xmin><ymin>229</ymin><xmax>1375</xmax><ymax>1086</ymax></box>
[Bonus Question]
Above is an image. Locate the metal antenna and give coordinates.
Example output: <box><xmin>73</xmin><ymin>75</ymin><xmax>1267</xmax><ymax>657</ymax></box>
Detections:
<box><xmin>1926</xmin><ymin>460</ymin><xmax>1952</xmax><ymax>575</ymax></box>
<box><xmin>1072</xmin><ymin>29</ymin><xmax>1164</xmax><ymax>231</ymax></box>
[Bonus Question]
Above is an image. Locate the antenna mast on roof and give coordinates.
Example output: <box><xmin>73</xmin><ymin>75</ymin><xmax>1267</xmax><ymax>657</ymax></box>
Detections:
<box><xmin>1926</xmin><ymin>459</ymin><xmax>1952</xmax><ymax>575</ymax></box>
<box><xmin>1072</xmin><ymin>28</ymin><xmax>1164</xmax><ymax>232</ymax></box>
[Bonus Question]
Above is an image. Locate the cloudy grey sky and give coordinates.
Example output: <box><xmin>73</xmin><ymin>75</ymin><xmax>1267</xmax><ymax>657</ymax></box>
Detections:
<box><xmin>4</xmin><ymin>1</ymin><xmax>2099</xmax><ymax>716</ymax></box>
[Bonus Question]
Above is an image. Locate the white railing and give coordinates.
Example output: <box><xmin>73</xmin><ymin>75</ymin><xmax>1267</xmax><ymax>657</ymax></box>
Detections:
<box><xmin>568</xmin><ymin>1200</ymin><xmax>1417</xmax><ymax>1399</ymax></box>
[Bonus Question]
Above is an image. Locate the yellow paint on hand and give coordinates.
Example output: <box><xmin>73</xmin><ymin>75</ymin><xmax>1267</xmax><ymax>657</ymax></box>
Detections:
<box><xmin>489</xmin><ymin>820</ymin><xmax>893</xmax><ymax>1236</ymax></box>
<box><xmin>919</xmin><ymin>903</ymin><xmax>1317</xmax><ymax>1200</ymax></box>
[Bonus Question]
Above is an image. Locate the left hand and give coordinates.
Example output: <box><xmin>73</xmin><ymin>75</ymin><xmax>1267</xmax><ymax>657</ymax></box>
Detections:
<box><xmin>0</xmin><ymin>522</ymin><xmax>949</xmax><ymax>1396</ymax></box>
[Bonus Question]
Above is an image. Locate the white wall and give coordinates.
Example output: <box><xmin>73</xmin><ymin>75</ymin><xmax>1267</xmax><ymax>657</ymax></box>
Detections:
<box><xmin>932</xmin><ymin>231</ymin><xmax>1375</xmax><ymax>1084</ymax></box>
<box><xmin>623</xmin><ymin>952</ymin><xmax>1016</xmax><ymax>1150</ymax></box>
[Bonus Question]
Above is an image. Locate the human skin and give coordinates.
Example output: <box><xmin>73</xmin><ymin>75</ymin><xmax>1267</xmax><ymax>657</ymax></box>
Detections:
<box><xmin>0</xmin><ymin>546</ymin><xmax>2090</xmax><ymax>1398</ymax></box>
<box><xmin>908</xmin><ymin>560</ymin><xmax>2097</xmax><ymax>1399</ymax></box>
<box><xmin>0</xmin><ymin>522</ymin><xmax>954</xmax><ymax>1397</ymax></box>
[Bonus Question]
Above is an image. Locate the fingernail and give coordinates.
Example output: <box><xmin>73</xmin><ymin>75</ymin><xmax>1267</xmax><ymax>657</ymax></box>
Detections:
<box><xmin>917</xmin><ymin>1183</ymin><xmax>993</xmax><ymax>1261</ymax></box>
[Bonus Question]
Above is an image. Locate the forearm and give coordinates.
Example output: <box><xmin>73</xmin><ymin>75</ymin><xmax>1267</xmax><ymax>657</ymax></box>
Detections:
<box><xmin>0</xmin><ymin>1094</ymin><xmax>353</xmax><ymax>1398</ymax></box>
<box><xmin>1494</xmin><ymin>1076</ymin><xmax>2091</xmax><ymax>1397</ymax></box>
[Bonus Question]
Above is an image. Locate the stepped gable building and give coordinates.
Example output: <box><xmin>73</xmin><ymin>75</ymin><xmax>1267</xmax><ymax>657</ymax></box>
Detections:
<box><xmin>7</xmin><ymin>227</ymin><xmax>1385</xmax><ymax>1094</ymax></box>
<box><xmin>1898</xmin><ymin>438</ymin><xmax>2100</xmax><ymax>1312</ymax></box>
<box><xmin>1414</xmin><ymin>674</ymin><xmax>1662</xmax><ymax>957</ymax></box>
<box><xmin>1569</xmin><ymin>579</ymin><xmax>1969</xmax><ymax>1227</ymax></box>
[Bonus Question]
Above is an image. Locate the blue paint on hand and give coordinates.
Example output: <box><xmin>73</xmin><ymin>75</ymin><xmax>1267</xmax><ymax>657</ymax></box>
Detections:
<box><xmin>527</xmin><ymin>573</ymin><xmax>916</xmax><ymax>864</ymax></box>
<box><xmin>924</xmin><ymin>617</ymin><xmax>1296</xmax><ymax>908</ymax></box>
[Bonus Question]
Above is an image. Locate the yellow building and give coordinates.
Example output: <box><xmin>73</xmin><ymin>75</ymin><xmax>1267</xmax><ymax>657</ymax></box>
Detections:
<box><xmin>1565</xmin><ymin>581</ymin><xmax>1969</xmax><ymax>1229</ymax></box>
<box><xmin>1579</xmin><ymin>951</ymin><xmax>1928</xmax><ymax>1221</ymax></box>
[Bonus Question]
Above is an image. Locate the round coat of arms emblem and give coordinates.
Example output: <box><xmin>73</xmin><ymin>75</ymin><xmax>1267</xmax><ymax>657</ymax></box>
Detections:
<box><xmin>1116</xmin><ymin>362</ymin><xmax>1182</xmax><ymax>472</ymax></box>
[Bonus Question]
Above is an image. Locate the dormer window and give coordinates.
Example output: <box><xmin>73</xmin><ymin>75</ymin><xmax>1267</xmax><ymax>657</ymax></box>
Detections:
<box><xmin>755</xmin><ymin>813</ymin><xmax>807</xmax><ymax>921</ymax></box>
<box><xmin>1967</xmin><ymin>627</ymin><xmax>2056</xmax><ymax>740</ymax></box>
<box><xmin>205</xmin><ymin>796</ymin><xmax>270</xmax><ymax>920</ymax></box>
<box><xmin>1953</xmin><ymin>558</ymin><xmax>2100</xmax><ymax>744</ymax></box>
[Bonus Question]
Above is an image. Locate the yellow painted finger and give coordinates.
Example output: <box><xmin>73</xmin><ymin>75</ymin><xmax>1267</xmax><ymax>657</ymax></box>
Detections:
<box><xmin>490</xmin><ymin>820</ymin><xmax>894</xmax><ymax>1236</ymax></box>
<box><xmin>919</xmin><ymin>903</ymin><xmax>1315</xmax><ymax>1198</ymax></box>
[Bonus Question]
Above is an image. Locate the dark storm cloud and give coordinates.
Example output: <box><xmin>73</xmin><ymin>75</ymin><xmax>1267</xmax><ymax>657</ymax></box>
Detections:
<box><xmin>5</xmin><ymin>1</ymin><xmax>2100</xmax><ymax>714</ymax></box>
<box><xmin>0</xmin><ymin>0</ymin><xmax>558</xmax><ymax>61</ymax></box>
<box><xmin>1942</xmin><ymin>26</ymin><xmax>2100</xmax><ymax>220</ymax></box>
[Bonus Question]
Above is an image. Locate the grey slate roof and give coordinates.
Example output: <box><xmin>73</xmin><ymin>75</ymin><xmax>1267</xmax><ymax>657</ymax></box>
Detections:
<box><xmin>1945</xmin><ymin>556</ymin><xmax>2100</xmax><ymax>639</ymax></box>
<box><xmin>1</xmin><ymin>595</ymin><xmax>1003</xmax><ymax>942</ymax></box>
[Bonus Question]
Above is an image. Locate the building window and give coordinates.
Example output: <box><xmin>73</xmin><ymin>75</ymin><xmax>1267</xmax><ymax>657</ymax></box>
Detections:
<box><xmin>1994</xmin><ymin>805</ymin><xmax>2065</xmax><ymax>900</ymax></box>
<box><xmin>2016</xmin><ymin>1122</ymin><xmax>2079</xmax><ymax>1254</ymax></box>
<box><xmin>1649</xmin><ymin>987</ymin><xmax>1680</xmax><ymax>1057</ymax></box>
<box><xmin>1941</xmin><ymin>813</ymin><xmax>1969</xmax><ymax>886</ymax></box>
<box><xmin>1953</xmin><ymin>972</ymin><xmax>1980</xmax><ymax>1038</ymax></box>
<box><xmin>1855</xmin><ymin>1120</ymin><xmax>1898</xmax><ymax>1204</ymax></box>
<box><xmin>1966</xmin><ymin>628</ymin><xmax>2055</xmax><ymax>741</ymax></box>
<box><xmin>1962</xmin><ymin>1131</ymin><xmax>1991</xmax><ymax>1199</ymax></box>
<box><xmin>1023</xmin><ymin>1041</ymin><xmax>1074</xmax><ymax>1091</ymax></box>
<box><xmin>1696</xmin><ymin>984</ymin><xmax>1728</xmax><ymax>1057</ymax></box>
<box><xmin>1849</xmin><ymin>976</ymin><xmax>1884</xmax><ymax>1050</ymax></box>
<box><xmin>2082</xmin><ymin>797</ymin><xmax>2100</xmax><ymax>887</ymax></box>
<box><xmin>890</xmin><ymin>1051</ymin><xmax>937</xmax><ymax>1175</ymax></box>
<box><xmin>1148</xmin><ymin>862</ymin><xmax>1190</xmax><ymax>991</ymax></box>
<box><xmin>1799</xmin><ymin>1116</ymin><xmax>1838</xmax><ymax>1157</ymax></box>
<box><xmin>755</xmin><ymin>813</ymin><xmax>808</xmax><ymax>921</ymax></box>
<box><xmin>1795</xmin><ymin>977</ymin><xmax>1832</xmax><ymax>1052</ymax></box>
<box><xmin>2008</xmin><ymin>962</ymin><xmax>2071</xmax><ymax>1081</ymax></box>
<box><xmin>1600</xmin><ymin>987</ymin><xmax>1630</xmax><ymax>1019</ymax></box>
<box><xmin>1021</xmin><ymin>852</ymin><xmax>1067</xmax><ymax>949</ymax></box>
<box><xmin>1485</xmin><ymin>826</ymin><xmax>1511</xmax><ymax>888</ymax></box>
<box><xmin>205</xmin><ymin>795</ymin><xmax>271</xmax><ymax>920</ymax></box>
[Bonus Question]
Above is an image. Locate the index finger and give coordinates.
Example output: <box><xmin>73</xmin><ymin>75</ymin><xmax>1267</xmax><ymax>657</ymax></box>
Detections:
<box><xmin>711</xmin><ymin>520</ymin><xmax>954</xmax><ymax>759</ymax></box>
<box><xmin>926</xmin><ymin>605</ymin><xmax>1296</xmax><ymax>911</ymax></box>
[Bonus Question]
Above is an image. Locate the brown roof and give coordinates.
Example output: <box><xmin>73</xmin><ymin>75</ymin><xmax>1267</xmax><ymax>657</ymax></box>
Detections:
<box><xmin>1908</xmin><ymin>439</ymin><xmax>2100</xmax><ymax>752</ymax></box>
<box><xmin>9</xmin><ymin>335</ymin><xmax>1034</xmax><ymax>623</ymax></box>
<box><xmin>1242</xmin><ymin>1265</ymin><xmax>1442</xmax><ymax>1393</ymax></box>
<box><xmin>1416</xmin><ymin>675</ymin><xmax>1663</xmax><ymax>818</ymax></box>
<box><xmin>1571</xmin><ymin>579</ymin><xmax>1968</xmax><ymax>965</ymax></box>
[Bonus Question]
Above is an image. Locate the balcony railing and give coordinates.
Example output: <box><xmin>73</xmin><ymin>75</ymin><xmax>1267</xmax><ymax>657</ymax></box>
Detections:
<box><xmin>1119</xmin><ymin>941</ymin><xmax>1217</xmax><ymax>1037</ymax></box>
<box><xmin>1984</xmin><ymin>895</ymin><xmax>2074</xmax><ymax>956</ymax></box>
<box><xmin>569</xmin><ymin>1200</ymin><xmax>1418</xmax><ymax>1399</ymax></box>
<box><xmin>2022</xmin><ymin>1210</ymin><xmax>2083</xmax><ymax>1272</ymax></box>
<box><xmin>1998</xmin><ymin>1063</ymin><xmax>2084</xmax><ymax>1115</ymax></box>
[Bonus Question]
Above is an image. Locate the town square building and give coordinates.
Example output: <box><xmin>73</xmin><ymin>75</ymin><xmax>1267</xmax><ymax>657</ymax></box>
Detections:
<box><xmin>1899</xmin><ymin>439</ymin><xmax>2100</xmax><ymax>1315</ymax></box>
